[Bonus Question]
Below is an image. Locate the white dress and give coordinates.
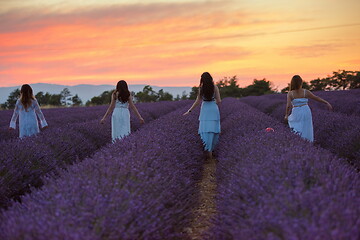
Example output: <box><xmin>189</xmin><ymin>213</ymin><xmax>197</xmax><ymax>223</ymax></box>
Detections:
<box><xmin>288</xmin><ymin>90</ymin><xmax>314</xmax><ymax>142</ymax></box>
<box><xmin>10</xmin><ymin>99</ymin><xmax>48</xmax><ymax>138</ymax></box>
<box><xmin>111</xmin><ymin>99</ymin><xmax>130</xmax><ymax>142</ymax></box>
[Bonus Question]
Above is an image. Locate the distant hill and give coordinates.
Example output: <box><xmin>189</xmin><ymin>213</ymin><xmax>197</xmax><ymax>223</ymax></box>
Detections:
<box><xmin>0</xmin><ymin>83</ymin><xmax>192</xmax><ymax>103</ymax></box>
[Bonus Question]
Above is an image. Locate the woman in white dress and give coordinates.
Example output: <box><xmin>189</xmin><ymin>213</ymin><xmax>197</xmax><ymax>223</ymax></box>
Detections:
<box><xmin>9</xmin><ymin>84</ymin><xmax>48</xmax><ymax>138</ymax></box>
<box><xmin>284</xmin><ymin>75</ymin><xmax>332</xmax><ymax>142</ymax></box>
<box><xmin>184</xmin><ymin>72</ymin><xmax>221</xmax><ymax>160</ymax></box>
<box><xmin>100</xmin><ymin>80</ymin><xmax>144</xmax><ymax>142</ymax></box>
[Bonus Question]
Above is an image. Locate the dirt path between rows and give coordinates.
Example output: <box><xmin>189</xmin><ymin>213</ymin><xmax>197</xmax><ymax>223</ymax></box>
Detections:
<box><xmin>186</xmin><ymin>158</ymin><xmax>217</xmax><ymax>239</ymax></box>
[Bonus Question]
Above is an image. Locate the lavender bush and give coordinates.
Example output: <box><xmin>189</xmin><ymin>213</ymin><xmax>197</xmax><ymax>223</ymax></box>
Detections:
<box><xmin>206</xmin><ymin>99</ymin><xmax>360</xmax><ymax>239</ymax></box>
<box><xmin>240</xmin><ymin>92</ymin><xmax>360</xmax><ymax>168</ymax></box>
<box><xmin>0</xmin><ymin>105</ymin><xmax>206</xmax><ymax>239</ymax></box>
<box><xmin>0</xmin><ymin>100</ymin><xmax>190</xmax><ymax>208</ymax></box>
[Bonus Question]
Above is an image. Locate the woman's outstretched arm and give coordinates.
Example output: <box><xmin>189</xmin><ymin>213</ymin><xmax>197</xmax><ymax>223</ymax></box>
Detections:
<box><xmin>183</xmin><ymin>90</ymin><xmax>201</xmax><ymax>115</ymax></box>
<box><xmin>100</xmin><ymin>92</ymin><xmax>116</xmax><ymax>124</ymax></box>
<box><xmin>284</xmin><ymin>92</ymin><xmax>292</xmax><ymax>121</ymax></box>
<box><xmin>306</xmin><ymin>90</ymin><xmax>333</xmax><ymax>110</ymax></box>
<box><xmin>128</xmin><ymin>97</ymin><xmax>145</xmax><ymax>123</ymax></box>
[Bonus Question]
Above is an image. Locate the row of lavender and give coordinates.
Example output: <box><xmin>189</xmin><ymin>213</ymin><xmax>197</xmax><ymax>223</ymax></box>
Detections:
<box><xmin>0</xmin><ymin>105</ymin><xmax>106</xmax><ymax>140</ymax></box>
<box><xmin>206</xmin><ymin>99</ymin><xmax>360</xmax><ymax>239</ymax></box>
<box><xmin>240</xmin><ymin>91</ymin><xmax>360</xmax><ymax>168</ymax></box>
<box><xmin>0</xmin><ymin>101</ymin><xmax>190</xmax><ymax>208</ymax></box>
<box><xmin>0</xmin><ymin>102</ymin><xmax>175</xmax><ymax>141</ymax></box>
<box><xmin>0</xmin><ymin>103</ymin><xmax>211</xmax><ymax>239</ymax></box>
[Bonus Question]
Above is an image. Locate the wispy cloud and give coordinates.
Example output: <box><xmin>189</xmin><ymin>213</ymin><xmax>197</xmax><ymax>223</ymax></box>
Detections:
<box><xmin>279</xmin><ymin>44</ymin><xmax>340</xmax><ymax>58</ymax></box>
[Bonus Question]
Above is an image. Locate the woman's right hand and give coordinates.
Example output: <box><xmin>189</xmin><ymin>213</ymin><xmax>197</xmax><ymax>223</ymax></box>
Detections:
<box><xmin>8</xmin><ymin>127</ymin><xmax>14</xmax><ymax>131</ymax></box>
<box><xmin>183</xmin><ymin>110</ymin><xmax>190</xmax><ymax>116</ymax></box>
<box><xmin>100</xmin><ymin>118</ymin><xmax>105</xmax><ymax>124</ymax></box>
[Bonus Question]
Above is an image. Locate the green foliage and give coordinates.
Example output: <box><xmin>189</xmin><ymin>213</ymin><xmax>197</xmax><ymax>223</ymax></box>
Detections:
<box><xmin>188</xmin><ymin>86</ymin><xmax>199</xmax><ymax>100</ymax></box>
<box><xmin>216</xmin><ymin>76</ymin><xmax>242</xmax><ymax>98</ymax></box>
<box><xmin>1</xmin><ymin>89</ymin><xmax>20</xmax><ymax>109</ymax></box>
<box><xmin>280</xmin><ymin>70</ymin><xmax>359</xmax><ymax>92</ymax></box>
<box><xmin>242</xmin><ymin>78</ymin><xmax>274</xmax><ymax>97</ymax></box>
<box><xmin>35</xmin><ymin>92</ymin><xmax>62</xmax><ymax>106</ymax></box>
<box><xmin>135</xmin><ymin>86</ymin><xmax>173</xmax><ymax>103</ymax></box>
<box><xmin>135</xmin><ymin>86</ymin><xmax>159</xmax><ymax>102</ymax></box>
<box><xmin>189</xmin><ymin>76</ymin><xmax>275</xmax><ymax>99</ymax></box>
<box><xmin>157</xmin><ymin>89</ymin><xmax>173</xmax><ymax>101</ymax></box>
<box><xmin>87</xmin><ymin>86</ymin><xmax>174</xmax><ymax>105</ymax></box>
<box><xmin>86</xmin><ymin>90</ymin><xmax>113</xmax><ymax>106</ymax></box>
<box><xmin>60</xmin><ymin>88</ymin><xmax>72</xmax><ymax>106</ymax></box>
<box><xmin>309</xmin><ymin>77</ymin><xmax>331</xmax><ymax>91</ymax></box>
<box><xmin>174</xmin><ymin>91</ymin><xmax>188</xmax><ymax>101</ymax></box>
<box><xmin>72</xmin><ymin>94</ymin><xmax>83</xmax><ymax>106</ymax></box>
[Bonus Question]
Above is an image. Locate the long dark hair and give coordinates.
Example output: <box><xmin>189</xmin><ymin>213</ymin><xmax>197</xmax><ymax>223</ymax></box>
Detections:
<box><xmin>199</xmin><ymin>72</ymin><xmax>214</xmax><ymax>100</ymax></box>
<box><xmin>290</xmin><ymin>75</ymin><xmax>303</xmax><ymax>91</ymax></box>
<box><xmin>20</xmin><ymin>84</ymin><xmax>35</xmax><ymax>111</ymax></box>
<box><xmin>116</xmin><ymin>80</ymin><xmax>130</xmax><ymax>103</ymax></box>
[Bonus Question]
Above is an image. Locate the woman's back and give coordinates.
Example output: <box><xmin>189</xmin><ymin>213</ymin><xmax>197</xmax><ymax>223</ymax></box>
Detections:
<box><xmin>290</xmin><ymin>89</ymin><xmax>309</xmax><ymax>107</ymax></box>
<box><xmin>115</xmin><ymin>99</ymin><xmax>129</xmax><ymax>108</ymax></box>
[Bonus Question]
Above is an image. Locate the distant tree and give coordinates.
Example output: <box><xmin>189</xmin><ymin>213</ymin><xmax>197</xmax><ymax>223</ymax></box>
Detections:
<box><xmin>60</xmin><ymin>88</ymin><xmax>72</xmax><ymax>106</ymax></box>
<box><xmin>174</xmin><ymin>92</ymin><xmax>186</xmax><ymax>101</ymax></box>
<box><xmin>329</xmin><ymin>70</ymin><xmax>360</xmax><ymax>90</ymax></box>
<box><xmin>49</xmin><ymin>94</ymin><xmax>62</xmax><ymax>106</ymax></box>
<box><xmin>35</xmin><ymin>92</ymin><xmax>46</xmax><ymax>105</ymax></box>
<box><xmin>309</xmin><ymin>77</ymin><xmax>331</xmax><ymax>91</ymax></box>
<box><xmin>157</xmin><ymin>89</ymin><xmax>173</xmax><ymax>101</ymax></box>
<box><xmin>349</xmin><ymin>71</ymin><xmax>360</xmax><ymax>89</ymax></box>
<box><xmin>72</xmin><ymin>94</ymin><xmax>82</xmax><ymax>106</ymax></box>
<box><xmin>216</xmin><ymin>76</ymin><xmax>242</xmax><ymax>98</ymax></box>
<box><xmin>86</xmin><ymin>90</ymin><xmax>113</xmax><ymax>106</ymax></box>
<box><xmin>180</xmin><ymin>91</ymin><xmax>188</xmax><ymax>100</ymax></box>
<box><xmin>307</xmin><ymin>70</ymin><xmax>360</xmax><ymax>91</ymax></box>
<box><xmin>243</xmin><ymin>78</ymin><xmax>274</xmax><ymax>96</ymax></box>
<box><xmin>134</xmin><ymin>85</ymin><xmax>158</xmax><ymax>102</ymax></box>
<box><xmin>188</xmin><ymin>86</ymin><xmax>199</xmax><ymax>100</ymax></box>
<box><xmin>2</xmin><ymin>89</ymin><xmax>20</xmax><ymax>109</ymax></box>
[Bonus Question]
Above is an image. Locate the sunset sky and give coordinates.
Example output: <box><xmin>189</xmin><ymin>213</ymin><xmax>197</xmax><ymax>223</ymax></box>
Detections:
<box><xmin>0</xmin><ymin>0</ymin><xmax>359</xmax><ymax>90</ymax></box>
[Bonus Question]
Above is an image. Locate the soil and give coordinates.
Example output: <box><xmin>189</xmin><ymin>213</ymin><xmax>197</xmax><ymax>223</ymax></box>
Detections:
<box><xmin>185</xmin><ymin>158</ymin><xmax>217</xmax><ymax>239</ymax></box>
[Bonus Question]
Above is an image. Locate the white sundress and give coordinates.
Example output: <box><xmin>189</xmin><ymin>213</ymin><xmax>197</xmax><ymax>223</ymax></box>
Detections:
<box><xmin>111</xmin><ymin>99</ymin><xmax>130</xmax><ymax>142</ymax></box>
<box><xmin>288</xmin><ymin>89</ymin><xmax>314</xmax><ymax>142</ymax></box>
<box><xmin>10</xmin><ymin>99</ymin><xmax>48</xmax><ymax>138</ymax></box>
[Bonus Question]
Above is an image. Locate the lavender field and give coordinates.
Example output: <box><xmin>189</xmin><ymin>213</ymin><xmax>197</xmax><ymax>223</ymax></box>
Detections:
<box><xmin>0</xmin><ymin>92</ymin><xmax>359</xmax><ymax>239</ymax></box>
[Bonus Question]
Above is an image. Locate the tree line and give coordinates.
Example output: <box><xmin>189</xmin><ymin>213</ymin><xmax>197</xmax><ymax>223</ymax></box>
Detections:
<box><xmin>1</xmin><ymin>88</ymin><xmax>82</xmax><ymax>109</ymax></box>
<box><xmin>280</xmin><ymin>70</ymin><xmax>360</xmax><ymax>93</ymax></box>
<box><xmin>1</xmin><ymin>70</ymin><xmax>359</xmax><ymax>109</ymax></box>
